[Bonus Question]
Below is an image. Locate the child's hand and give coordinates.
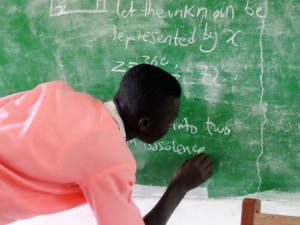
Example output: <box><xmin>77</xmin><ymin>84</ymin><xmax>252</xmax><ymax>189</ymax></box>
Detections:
<box><xmin>144</xmin><ymin>153</ymin><xmax>213</xmax><ymax>225</ymax></box>
<box><xmin>171</xmin><ymin>153</ymin><xmax>214</xmax><ymax>193</ymax></box>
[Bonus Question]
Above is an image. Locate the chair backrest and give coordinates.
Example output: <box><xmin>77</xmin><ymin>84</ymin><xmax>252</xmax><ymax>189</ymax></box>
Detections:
<box><xmin>241</xmin><ymin>198</ymin><xmax>300</xmax><ymax>225</ymax></box>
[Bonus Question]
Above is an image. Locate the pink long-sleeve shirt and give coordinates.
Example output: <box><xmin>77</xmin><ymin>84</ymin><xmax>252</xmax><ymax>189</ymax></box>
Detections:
<box><xmin>0</xmin><ymin>81</ymin><xmax>144</xmax><ymax>225</ymax></box>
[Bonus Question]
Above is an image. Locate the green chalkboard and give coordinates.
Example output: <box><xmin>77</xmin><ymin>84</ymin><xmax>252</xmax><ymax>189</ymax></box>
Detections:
<box><xmin>1</xmin><ymin>0</ymin><xmax>299</xmax><ymax>198</ymax></box>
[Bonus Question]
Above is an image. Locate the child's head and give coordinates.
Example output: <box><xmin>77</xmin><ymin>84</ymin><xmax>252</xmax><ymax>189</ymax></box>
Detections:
<box><xmin>114</xmin><ymin>64</ymin><xmax>181</xmax><ymax>143</ymax></box>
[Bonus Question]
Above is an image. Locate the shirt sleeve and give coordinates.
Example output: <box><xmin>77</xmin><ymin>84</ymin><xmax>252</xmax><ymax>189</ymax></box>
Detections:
<box><xmin>0</xmin><ymin>91</ymin><xmax>27</xmax><ymax>107</ymax></box>
<box><xmin>80</xmin><ymin>165</ymin><xmax>145</xmax><ymax>225</ymax></box>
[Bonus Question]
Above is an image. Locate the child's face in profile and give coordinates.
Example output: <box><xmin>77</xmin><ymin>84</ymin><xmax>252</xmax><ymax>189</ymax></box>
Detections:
<box><xmin>137</xmin><ymin>98</ymin><xmax>180</xmax><ymax>144</ymax></box>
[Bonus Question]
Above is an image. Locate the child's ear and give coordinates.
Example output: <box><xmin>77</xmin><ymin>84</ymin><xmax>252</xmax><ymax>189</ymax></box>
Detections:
<box><xmin>138</xmin><ymin>117</ymin><xmax>152</xmax><ymax>131</ymax></box>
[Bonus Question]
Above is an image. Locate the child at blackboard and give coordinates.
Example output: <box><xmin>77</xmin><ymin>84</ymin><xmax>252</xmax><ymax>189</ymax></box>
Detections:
<box><xmin>0</xmin><ymin>64</ymin><xmax>213</xmax><ymax>225</ymax></box>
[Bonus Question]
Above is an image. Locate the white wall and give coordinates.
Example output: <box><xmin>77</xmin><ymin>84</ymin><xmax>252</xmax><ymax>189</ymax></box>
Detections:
<box><xmin>10</xmin><ymin>186</ymin><xmax>300</xmax><ymax>225</ymax></box>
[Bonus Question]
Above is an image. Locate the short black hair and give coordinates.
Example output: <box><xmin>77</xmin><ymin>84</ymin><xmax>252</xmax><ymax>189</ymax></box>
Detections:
<box><xmin>114</xmin><ymin>64</ymin><xmax>181</xmax><ymax>118</ymax></box>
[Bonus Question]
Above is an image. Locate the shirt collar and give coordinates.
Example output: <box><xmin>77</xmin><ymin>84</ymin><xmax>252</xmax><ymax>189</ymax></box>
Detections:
<box><xmin>104</xmin><ymin>101</ymin><xmax>126</xmax><ymax>140</ymax></box>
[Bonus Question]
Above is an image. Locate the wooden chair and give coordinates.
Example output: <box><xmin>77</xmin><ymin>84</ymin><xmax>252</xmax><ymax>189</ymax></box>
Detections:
<box><xmin>241</xmin><ymin>198</ymin><xmax>300</xmax><ymax>225</ymax></box>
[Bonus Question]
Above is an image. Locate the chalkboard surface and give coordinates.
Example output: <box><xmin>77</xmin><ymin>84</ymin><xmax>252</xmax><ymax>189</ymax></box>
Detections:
<box><xmin>0</xmin><ymin>0</ymin><xmax>299</xmax><ymax>198</ymax></box>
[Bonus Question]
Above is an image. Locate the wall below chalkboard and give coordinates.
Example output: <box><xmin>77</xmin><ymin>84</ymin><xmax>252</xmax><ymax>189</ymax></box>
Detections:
<box><xmin>0</xmin><ymin>0</ymin><xmax>299</xmax><ymax>198</ymax></box>
<box><xmin>8</xmin><ymin>194</ymin><xmax>300</xmax><ymax>225</ymax></box>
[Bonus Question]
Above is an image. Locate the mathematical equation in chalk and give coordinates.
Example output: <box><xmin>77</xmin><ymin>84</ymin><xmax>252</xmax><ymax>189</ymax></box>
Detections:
<box><xmin>111</xmin><ymin>56</ymin><xmax>248</xmax><ymax>85</ymax></box>
<box><xmin>111</xmin><ymin>55</ymin><xmax>180</xmax><ymax>78</ymax></box>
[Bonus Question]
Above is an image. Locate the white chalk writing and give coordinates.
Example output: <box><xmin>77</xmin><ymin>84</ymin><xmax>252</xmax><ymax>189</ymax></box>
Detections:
<box><xmin>49</xmin><ymin>0</ymin><xmax>242</xmax><ymax>54</ymax></box>
<box><xmin>145</xmin><ymin>141</ymin><xmax>205</xmax><ymax>155</ymax></box>
<box><xmin>117</xmin><ymin>0</ymin><xmax>235</xmax><ymax>21</ymax></box>
<box><xmin>113</xmin><ymin>24</ymin><xmax>197</xmax><ymax>49</ymax></box>
<box><xmin>173</xmin><ymin>117</ymin><xmax>198</xmax><ymax>134</ymax></box>
<box><xmin>127</xmin><ymin>139</ymin><xmax>205</xmax><ymax>155</ymax></box>
<box><xmin>226</xmin><ymin>29</ymin><xmax>242</xmax><ymax>47</ymax></box>
<box><xmin>245</xmin><ymin>0</ymin><xmax>267</xmax><ymax>18</ymax></box>
<box><xmin>206</xmin><ymin>117</ymin><xmax>231</xmax><ymax>135</ymax></box>
<box><xmin>50</xmin><ymin>0</ymin><xmax>107</xmax><ymax>16</ymax></box>
<box><xmin>111</xmin><ymin>56</ymin><xmax>180</xmax><ymax>78</ymax></box>
<box><xmin>199</xmin><ymin>65</ymin><xmax>220</xmax><ymax>86</ymax></box>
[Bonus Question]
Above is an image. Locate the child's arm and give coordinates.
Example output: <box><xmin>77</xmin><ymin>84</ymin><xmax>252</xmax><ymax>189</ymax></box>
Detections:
<box><xmin>143</xmin><ymin>153</ymin><xmax>213</xmax><ymax>225</ymax></box>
